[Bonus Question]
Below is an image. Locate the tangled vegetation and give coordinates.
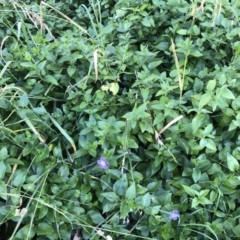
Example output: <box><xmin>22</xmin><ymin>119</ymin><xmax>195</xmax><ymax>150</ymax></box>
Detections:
<box><xmin>1</xmin><ymin>0</ymin><xmax>240</xmax><ymax>239</ymax></box>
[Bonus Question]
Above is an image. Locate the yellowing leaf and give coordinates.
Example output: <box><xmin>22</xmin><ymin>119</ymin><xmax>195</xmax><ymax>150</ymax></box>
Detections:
<box><xmin>101</xmin><ymin>85</ymin><xmax>109</xmax><ymax>91</ymax></box>
<box><xmin>109</xmin><ymin>82</ymin><xmax>119</xmax><ymax>95</ymax></box>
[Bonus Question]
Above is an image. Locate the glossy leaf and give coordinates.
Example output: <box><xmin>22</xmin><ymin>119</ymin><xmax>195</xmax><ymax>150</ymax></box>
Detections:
<box><xmin>126</xmin><ymin>182</ymin><xmax>136</xmax><ymax>200</ymax></box>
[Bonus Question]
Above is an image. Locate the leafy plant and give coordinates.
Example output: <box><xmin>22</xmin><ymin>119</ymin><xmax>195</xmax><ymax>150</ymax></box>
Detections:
<box><xmin>1</xmin><ymin>0</ymin><xmax>240</xmax><ymax>239</ymax></box>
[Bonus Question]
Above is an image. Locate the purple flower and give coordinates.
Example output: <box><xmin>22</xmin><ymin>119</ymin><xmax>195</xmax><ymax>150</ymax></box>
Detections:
<box><xmin>169</xmin><ymin>210</ymin><xmax>180</xmax><ymax>220</ymax></box>
<box><xmin>97</xmin><ymin>157</ymin><xmax>109</xmax><ymax>170</ymax></box>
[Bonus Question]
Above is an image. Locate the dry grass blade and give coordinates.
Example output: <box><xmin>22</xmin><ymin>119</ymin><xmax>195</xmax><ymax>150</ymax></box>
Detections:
<box><xmin>39</xmin><ymin>1</ymin><xmax>43</xmax><ymax>34</ymax></box>
<box><xmin>154</xmin><ymin>133</ymin><xmax>178</xmax><ymax>164</ymax></box>
<box><xmin>41</xmin><ymin>1</ymin><xmax>88</xmax><ymax>35</ymax></box>
<box><xmin>158</xmin><ymin>115</ymin><xmax>183</xmax><ymax>136</ymax></box>
<box><xmin>1</xmin><ymin>36</ymin><xmax>13</xmax><ymax>63</ymax></box>
<box><xmin>7</xmin><ymin>152</ymin><xmax>22</xmax><ymax>185</ymax></box>
<box><xmin>22</xmin><ymin>116</ymin><xmax>45</xmax><ymax>143</ymax></box>
<box><xmin>154</xmin><ymin>115</ymin><xmax>183</xmax><ymax>164</ymax></box>
<box><xmin>171</xmin><ymin>39</ymin><xmax>183</xmax><ymax>95</ymax></box>
<box><xmin>15</xmin><ymin>2</ymin><xmax>55</xmax><ymax>40</ymax></box>
<box><xmin>212</xmin><ymin>0</ymin><xmax>222</xmax><ymax>27</ymax></box>
<box><xmin>200</xmin><ymin>0</ymin><xmax>205</xmax><ymax>12</ymax></box>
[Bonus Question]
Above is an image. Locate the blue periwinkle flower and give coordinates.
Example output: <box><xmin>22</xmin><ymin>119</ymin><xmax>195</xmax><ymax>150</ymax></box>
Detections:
<box><xmin>169</xmin><ymin>210</ymin><xmax>180</xmax><ymax>220</ymax></box>
<box><xmin>97</xmin><ymin>157</ymin><xmax>109</xmax><ymax>170</ymax></box>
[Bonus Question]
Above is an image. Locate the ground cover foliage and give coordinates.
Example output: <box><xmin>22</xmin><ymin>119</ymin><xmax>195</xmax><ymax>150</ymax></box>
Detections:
<box><xmin>1</xmin><ymin>0</ymin><xmax>240</xmax><ymax>239</ymax></box>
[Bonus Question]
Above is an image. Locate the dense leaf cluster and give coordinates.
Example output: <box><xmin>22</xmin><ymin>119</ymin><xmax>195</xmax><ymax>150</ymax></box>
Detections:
<box><xmin>1</xmin><ymin>0</ymin><xmax>240</xmax><ymax>239</ymax></box>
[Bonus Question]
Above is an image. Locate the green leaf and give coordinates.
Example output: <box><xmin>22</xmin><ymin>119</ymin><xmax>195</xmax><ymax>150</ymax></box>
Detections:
<box><xmin>191</xmin><ymin>197</ymin><xmax>199</xmax><ymax>208</ymax></box>
<box><xmin>19</xmin><ymin>93</ymin><xmax>29</xmax><ymax>107</ymax></box>
<box><xmin>227</xmin><ymin>153</ymin><xmax>239</xmax><ymax>172</ymax></box>
<box><xmin>233</xmin><ymin>225</ymin><xmax>240</xmax><ymax>236</ymax></box>
<box><xmin>36</xmin><ymin>223</ymin><xmax>54</xmax><ymax>235</ymax></box>
<box><xmin>7</xmin><ymin>158</ymin><xmax>24</xmax><ymax>165</ymax></box>
<box><xmin>133</xmin><ymin>171</ymin><xmax>144</xmax><ymax>181</ymax></box>
<box><xmin>0</xmin><ymin>147</ymin><xmax>8</xmax><ymax>161</ymax></box>
<box><xmin>80</xmin><ymin>128</ymin><xmax>92</xmax><ymax>135</ymax></box>
<box><xmin>177</xmin><ymin>29</ymin><xmax>188</xmax><ymax>35</ymax></box>
<box><xmin>151</xmin><ymin>205</ymin><xmax>161</xmax><ymax>215</ymax></box>
<box><xmin>39</xmin><ymin>206</ymin><xmax>48</xmax><ymax>219</ymax></box>
<box><xmin>142</xmin><ymin>192</ymin><xmax>151</xmax><ymax>207</ymax></box>
<box><xmin>15</xmin><ymin>224</ymin><xmax>35</xmax><ymax>239</ymax></box>
<box><xmin>67</xmin><ymin>66</ymin><xmax>76</xmax><ymax>77</ymax></box>
<box><xmin>207</xmin><ymin>80</ymin><xmax>216</xmax><ymax>91</ymax></box>
<box><xmin>88</xmin><ymin>210</ymin><xmax>105</xmax><ymax>224</ymax></box>
<box><xmin>128</xmin><ymin>138</ymin><xmax>138</xmax><ymax>148</ymax></box>
<box><xmin>44</xmin><ymin>75</ymin><xmax>58</xmax><ymax>85</ymax></box>
<box><xmin>136</xmin><ymin>184</ymin><xmax>148</xmax><ymax>194</ymax></box>
<box><xmin>193</xmin><ymin>79</ymin><xmax>203</xmax><ymax>92</ymax></box>
<box><xmin>0</xmin><ymin>98</ymin><xmax>10</xmax><ymax>109</ymax></box>
<box><xmin>122</xmin><ymin>112</ymin><xmax>134</xmax><ymax>120</ymax></box>
<box><xmin>37</xmin><ymin>60</ymin><xmax>47</xmax><ymax>71</ymax></box>
<box><xmin>205</xmin><ymin>139</ymin><xmax>217</xmax><ymax>152</ymax></box>
<box><xmin>190</xmin><ymin>49</ymin><xmax>203</xmax><ymax>57</ymax></box>
<box><xmin>12</xmin><ymin>169</ymin><xmax>27</xmax><ymax>187</ymax></box>
<box><xmin>162</xmin><ymin>222</ymin><xmax>174</xmax><ymax>239</ymax></box>
<box><xmin>0</xmin><ymin>161</ymin><xmax>6</xmax><ymax>180</ymax></box>
<box><xmin>199</xmin><ymin>92</ymin><xmax>211</xmax><ymax>108</ymax></box>
<box><xmin>220</xmin><ymin>87</ymin><xmax>235</xmax><ymax>99</ymax></box>
<box><xmin>141</xmin><ymin>17</ymin><xmax>152</xmax><ymax>27</ymax></box>
<box><xmin>23</xmin><ymin>183</ymin><xmax>35</xmax><ymax>192</ymax></box>
<box><xmin>148</xmin><ymin>60</ymin><xmax>162</xmax><ymax>69</ymax></box>
<box><xmin>102</xmin><ymin>23</ymin><xmax>114</xmax><ymax>34</ymax></box>
<box><xmin>182</xmin><ymin>184</ymin><xmax>199</xmax><ymax>197</ymax></box>
<box><xmin>192</xmin><ymin>113</ymin><xmax>207</xmax><ymax>134</ymax></box>
<box><xmin>199</xmin><ymin>189</ymin><xmax>210</xmax><ymax>197</ymax></box>
<box><xmin>126</xmin><ymin>182</ymin><xmax>136</xmax><ymax>200</ymax></box>
<box><xmin>197</xmin><ymin>196</ymin><xmax>213</xmax><ymax>205</ymax></box>
<box><xmin>209</xmin><ymin>190</ymin><xmax>218</xmax><ymax>202</ymax></box>
<box><xmin>10</xmin><ymin>188</ymin><xmax>20</xmax><ymax>205</ymax></box>
<box><xmin>229</xmin><ymin>120</ymin><xmax>239</xmax><ymax>131</ymax></box>
<box><xmin>147</xmin><ymin>182</ymin><xmax>160</xmax><ymax>192</ymax></box>
<box><xmin>141</xmin><ymin>88</ymin><xmax>149</xmax><ymax>102</ymax></box>
<box><xmin>192</xmin><ymin>168</ymin><xmax>201</xmax><ymax>183</ymax></box>
<box><xmin>235</xmin><ymin>42</ymin><xmax>240</xmax><ymax>55</ymax></box>
<box><xmin>120</xmin><ymin>201</ymin><xmax>131</xmax><ymax>218</ymax></box>
<box><xmin>32</xmin><ymin>106</ymin><xmax>48</xmax><ymax>115</ymax></box>
<box><xmin>192</xmin><ymin>25</ymin><xmax>200</xmax><ymax>35</ymax></box>
<box><xmin>116</xmin><ymin>9</ymin><xmax>126</xmax><ymax>17</ymax></box>
<box><xmin>117</xmin><ymin>20</ymin><xmax>132</xmax><ymax>32</ymax></box>
<box><xmin>20</xmin><ymin>62</ymin><xmax>35</xmax><ymax>68</ymax></box>
<box><xmin>152</xmin><ymin>0</ymin><xmax>161</xmax><ymax>6</ymax></box>
<box><xmin>0</xmin><ymin>181</ymin><xmax>7</xmax><ymax>200</ymax></box>
<box><xmin>113</xmin><ymin>175</ymin><xmax>128</xmax><ymax>196</ymax></box>
<box><xmin>101</xmin><ymin>192</ymin><xmax>119</xmax><ymax>202</ymax></box>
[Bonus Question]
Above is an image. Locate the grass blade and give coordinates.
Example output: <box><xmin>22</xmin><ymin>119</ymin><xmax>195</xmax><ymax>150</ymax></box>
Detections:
<box><xmin>0</xmin><ymin>61</ymin><xmax>12</xmax><ymax>79</ymax></box>
<box><xmin>48</xmin><ymin>114</ymin><xmax>76</xmax><ymax>153</ymax></box>
<box><xmin>41</xmin><ymin>1</ymin><xmax>88</xmax><ymax>35</ymax></box>
<box><xmin>93</xmin><ymin>49</ymin><xmax>104</xmax><ymax>82</ymax></box>
<box><xmin>171</xmin><ymin>39</ymin><xmax>183</xmax><ymax>95</ymax></box>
